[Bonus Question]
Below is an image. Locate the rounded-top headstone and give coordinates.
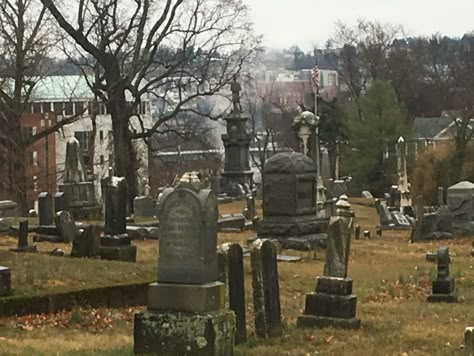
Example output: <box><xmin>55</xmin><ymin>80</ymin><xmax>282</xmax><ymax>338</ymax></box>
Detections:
<box><xmin>158</xmin><ymin>182</ymin><xmax>218</xmax><ymax>284</ymax></box>
<box><xmin>263</xmin><ymin>152</ymin><xmax>316</xmax><ymax>174</ymax></box>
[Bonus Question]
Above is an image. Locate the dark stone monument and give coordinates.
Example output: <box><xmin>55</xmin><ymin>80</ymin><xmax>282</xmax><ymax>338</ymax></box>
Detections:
<box><xmin>217</xmin><ymin>243</ymin><xmax>247</xmax><ymax>344</ymax></box>
<box><xmin>38</xmin><ymin>192</ymin><xmax>53</xmax><ymax>226</ymax></box>
<box><xmin>71</xmin><ymin>225</ymin><xmax>101</xmax><ymax>258</ymax></box>
<box><xmin>134</xmin><ymin>181</ymin><xmax>235</xmax><ymax>355</ymax></box>
<box><xmin>376</xmin><ymin>226</ymin><xmax>382</xmax><ymax>237</ymax></box>
<box><xmin>220</xmin><ymin>77</ymin><xmax>253</xmax><ymax>197</ymax></box>
<box><xmin>100</xmin><ymin>176</ymin><xmax>136</xmax><ymax>262</ymax></box>
<box><xmin>250</xmin><ymin>239</ymin><xmax>282</xmax><ymax>338</ymax></box>
<box><xmin>58</xmin><ymin>137</ymin><xmax>101</xmax><ymax>220</ymax></box>
<box><xmin>54</xmin><ymin>192</ymin><xmax>69</xmax><ymax>213</ymax></box>
<box><xmin>354</xmin><ymin>225</ymin><xmax>360</xmax><ymax>240</ymax></box>
<box><xmin>297</xmin><ymin>198</ymin><xmax>361</xmax><ymax>329</ymax></box>
<box><xmin>0</xmin><ymin>266</ymin><xmax>11</xmax><ymax>296</ymax></box>
<box><xmin>133</xmin><ymin>196</ymin><xmax>155</xmax><ymax>218</ymax></box>
<box><xmin>10</xmin><ymin>220</ymin><xmax>36</xmax><ymax>253</ymax></box>
<box><xmin>257</xmin><ymin>152</ymin><xmax>328</xmax><ymax>250</ymax></box>
<box><xmin>427</xmin><ymin>246</ymin><xmax>457</xmax><ymax>302</ymax></box>
<box><xmin>465</xmin><ymin>327</ymin><xmax>474</xmax><ymax>356</ymax></box>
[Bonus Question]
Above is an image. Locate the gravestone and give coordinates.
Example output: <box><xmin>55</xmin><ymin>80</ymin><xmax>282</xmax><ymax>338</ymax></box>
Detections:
<box><xmin>10</xmin><ymin>220</ymin><xmax>36</xmax><ymax>253</ymax></box>
<box><xmin>250</xmin><ymin>239</ymin><xmax>282</xmax><ymax>338</ymax></box>
<box><xmin>71</xmin><ymin>225</ymin><xmax>101</xmax><ymax>258</ymax></box>
<box><xmin>55</xmin><ymin>211</ymin><xmax>78</xmax><ymax>243</ymax></box>
<box><xmin>100</xmin><ymin>176</ymin><xmax>136</xmax><ymax>262</ymax></box>
<box><xmin>0</xmin><ymin>200</ymin><xmax>17</xmax><ymax>217</ymax></box>
<box><xmin>59</xmin><ymin>137</ymin><xmax>100</xmax><ymax>220</ymax></box>
<box><xmin>438</xmin><ymin>187</ymin><xmax>445</xmax><ymax>207</ymax></box>
<box><xmin>217</xmin><ymin>243</ymin><xmax>247</xmax><ymax>344</ymax></box>
<box><xmin>134</xmin><ymin>181</ymin><xmax>235</xmax><ymax>355</ymax></box>
<box><xmin>354</xmin><ymin>225</ymin><xmax>361</xmax><ymax>240</ymax></box>
<box><xmin>133</xmin><ymin>196</ymin><xmax>155</xmax><ymax>218</ymax></box>
<box><xmin>447</xmin><ymin>181</ymin><xmax>474</xmax><ymax>221</ymax></box>
<box><xmin>465</xmin><ymin>327</ymin><xmax>474</xmax><ymax>356</ymax></box>
<box><xmin>257</xmin><ymin>152</ymin><xmax>328</xmax><ymax>250</ymax></box>
<box><xmin>427</xmin><ymin>246</ymin><xmax>457</xmax><ymax>303</ymax></box>
<box><xmin>0</xmin><ymin>266</ymin><xmax>11</xmax><ymax>296</ymax></box>
<box><xmin>363</xmin><ymin>230</ymin><xmax>371</xmax><ymax>239</ymax></box>
<box><xmin>361</xmin><ymin>191</ymin><xmax>373</xmax><ymax>199</ymax></box>
<box><xmin>411</xmin><ymin>195</ymin><xmax>454</xmax><ymax>241</ymax></box>
<box><xmin>376</xmin><ymin>226</ymin><xmax>382</xmax><ymax>237</ymax></box>
<box><xmin>38</xmin><ymin>192</ymin><xmax>53</xmax><ymax>226</ymax></box>
<box><xmin>54</xmin><ymin>192</ymin><xmax>68</xmax><ymax>213</ymax></box>
<box><xmin>298</xmin><ymin>198</ymin><xmax>361</xmax><ymax>329</ymax></box>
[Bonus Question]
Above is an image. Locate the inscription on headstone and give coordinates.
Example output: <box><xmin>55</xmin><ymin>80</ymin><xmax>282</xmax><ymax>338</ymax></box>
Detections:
<box><xmin>158</xmin><ymin>185</ymin><xmax>218</xmax><ymax>284</ymax></box>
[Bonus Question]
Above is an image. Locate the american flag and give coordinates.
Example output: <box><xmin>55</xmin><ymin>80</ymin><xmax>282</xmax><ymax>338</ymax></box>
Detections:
<box><xmin>311</xmin><ymin>65</ymin><xmax>319</xmax><ymax>92</ymax></box>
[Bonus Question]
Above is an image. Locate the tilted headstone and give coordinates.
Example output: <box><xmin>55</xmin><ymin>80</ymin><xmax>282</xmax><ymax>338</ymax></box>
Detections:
<box><xmin>38</xmin><ymin>192</ymin><xmax>53</xmax><ymax>226</ymax></box>
<box><xmin>298</xmin><ymin>198</ymin><xmax>360</xmax><ymax>329</ymax></box>
<box><xmin>427</xmin><ymin>246</ymin><xmax>457</xmax><ymax>302</ymax></box>
<box><xmin>250</xmin><ymin>239</ymin><xmax>282</xmax><ymax>338</ymax></box>
<box><xmin>55</xmin><ymin>211</ymin><xmax>78</xmax><ymax>243</ymax></box>
<box><xmin>134</xmin><ymin>181</ymin><xmax>235</xmax><ymax>355</ymax></box>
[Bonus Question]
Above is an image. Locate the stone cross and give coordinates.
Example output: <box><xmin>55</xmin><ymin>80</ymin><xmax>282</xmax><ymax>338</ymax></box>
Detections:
<box><xmin>323</xmin><ymin>198</ymin><xmax>354</xmax><ymax>278</ymax></box>
<box><xmin>64</xmin><ymin>137</ymin><xmax>86</xmax><ymax>183</ymax></box>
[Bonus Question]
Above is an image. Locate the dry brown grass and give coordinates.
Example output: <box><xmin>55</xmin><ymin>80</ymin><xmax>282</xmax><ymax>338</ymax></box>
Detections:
<box><xmin>0</xmin><ymin>200</ymin><xmax>473</xmax><ymax>355</ymax></box>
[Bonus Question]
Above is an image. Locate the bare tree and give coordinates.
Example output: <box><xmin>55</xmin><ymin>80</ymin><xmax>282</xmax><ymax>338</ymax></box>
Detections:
<box><xmin>41</xmin><ymin>0</ymin><xmax>260</xmax><ymax>205</ymax></box>
<box><xmin>0</xmin><ymin>0</ymin><xmax>83</xmax><ymax>213</ymax></box>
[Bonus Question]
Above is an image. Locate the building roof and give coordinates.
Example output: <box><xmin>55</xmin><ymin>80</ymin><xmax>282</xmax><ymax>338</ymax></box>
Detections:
<box><xmin>448</xmin><ymin>181</ymin><xmax>474</xmax><ymax>190</ymax></box>
<box><xmin>413</xmin><ymin>116</ymin><xmax>452</xmax><ymax>140</ymax></box>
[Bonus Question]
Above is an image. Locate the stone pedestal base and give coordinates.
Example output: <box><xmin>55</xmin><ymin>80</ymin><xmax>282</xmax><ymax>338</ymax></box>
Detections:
<box><xmin>134</xmin><ymin>309</ymin><xmax>235</xmax><ymax>355</ymax></box>
<box><xmin>427</xmin><ymin>277</ymin><xmax>457</xmax><ymax>303</ymax></box>
<box><xmin>148</xmin><ymin>282</ymin><xmax>224</xmax><ymax>313</ymax></box>
<box><xmin>100</xmin><ymin>245</ymin><xmax>136</xmax><ymax>262</ymax></box>
<box><xmin>0</xmin><ymin>266</ymin><xmax>11</xmax><ymax>296</ymax></box>
<box><xmin>297</xmin><ymin>276</ymin><xmax>360</xmax><ymax>329</ymax></box>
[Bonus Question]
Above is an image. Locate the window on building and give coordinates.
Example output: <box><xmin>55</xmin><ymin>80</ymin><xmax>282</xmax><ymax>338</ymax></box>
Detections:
<box><xmin>100</xmin><ymin>155</ymin><xmax>104</xmax><ymax>164</ymax></box>
<box><xmin>99</xmin><ymin>103</ymin><xmax>107</xmax><ymax>115</ymax></box>
<box><xmin>42</xmin><ymin>102</ymin><xmax>51</xmax><ymax>113</ymax></box>
<box><xmin>33</xmin><ymin>151</ymin><xmax>38</xmax><ymax>166</ymax></box>
<box><xmin>328</xmin><ymin>73</ymin><xmax>336</xmax><ymax>87</ymax></box>
<box><xmin>64</xmin><ymin>102</ymin><xmax>74</xmax><ymax>116</ymax></box>
<box><xmin>74</xmin><ymin>102</ymin><xmax>84</xmax><ymax>115</ymax></box>
<box><xmin>33</xmin><ymin>102</ymin><xmax>42</xmax><ymax>113</ymax></box>
<box><xmin>140</xmin><ymin>101</ymin><xmax>147</xmax><ymax>115</ymax></box>
<box><xmin>25</xmin><ymin>151</ymin><xmax>34</xmax><ymax>166</ymax></box>
<box><xmin>23</xmin><ymin>127</ymin><xmax>33</xmax><ymax>141</ymax></box>
<box><xmin>53</xmin><ymin>102</ymin><xmax>63</xmax><ymax>114</ymax></box>
<box><xmin>99</xmin><ymin>130</ymin><xmax>104</xmax><ymax>141</ymax></box>
<box><xmin>74</xmin><ymin>131</ymin><xmax>91</xmax><ymax>167</ymax></box>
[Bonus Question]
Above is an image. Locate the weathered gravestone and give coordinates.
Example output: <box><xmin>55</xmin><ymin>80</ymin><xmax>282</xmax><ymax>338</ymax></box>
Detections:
<box><xmin>217</xmin><ymin>243</ymin><xmax>247</xmax><ymax>344</ymax></box>
<box><xmin>411</xmin><ymin>195</ymin><xmax>454</xmax><ymax>242</ymax></box>
<box><xmin>0</xmin><ymin>200</ymin><xmax>16</xmax><ymax>217</ymax></box>
<box><xmin>54</xmin><ymin>192</ymin><xmax>69</xmax><ymax>214</ymax></box>
<box><xmin>354</xmin><ymin>225</ymin><xmax>361</xmax><ymax>240</ymax></box>
<box><xmin>447</xmin><ymin>181</ymin><xmax>474</xmax><ymax>221</ymax></box>
<box><xmin>427</xmin><ymin>246</ymin><xmax>457</xmax><ymax>303</ymax></box>
<box><xmin>361</xmin><ymin>191</ymin><xmax>373</xmax><ymax>199</ymax></box>
<box><xmin>133</xmin><ymin>196</ymin><xmax>155</xmax><ymax>218</ymax></box>
<box><xmin>10</xmin><ymin>220</ymin><xmax>36</xmax><ymax>253</ymax></box>
<box><xmin>55</xmin><ymin>211</ymin><xmax>78</xmax><ymax>243</ymax></box>
<box><xmin>71</xmin><ymin>225</ymin><xmax>101</xmax><ymax>258</ymax></box>
<box><xmin>0</xmin><ymin>266</ymin><xmax>11</xmax><ymax>296</ymax></box>
<box><xmin>100</xmin><ymin>176</ymin><xmax>136</xmax><ymax>262</ymax></box>
<box><xmin>59</xmin><ymin>137</ymin><xmax>100</xmax><ymax>220</ymax></box>
<box><xmin>38</xmin><ymin>192</ymin><xmax>53</xmax><ymax>226</ymax></box>
<box><xmin>257</xmin><ymin>152</ymin><xmax>328</xmax><ymax>250</ymax></box>
<box><xmin>250</xmin><ymin>239</ymin><xmax>282</xmax><ymax>338</ymax></box>
<box><xmin>465</xmin><ymin>327</ymin><xmax>474</xmax><ymax>356</ymax></box>
<box><xmin>134</xmin><ymin>182</ymin><xmax>235</xmax><ymax>355</ymax></box>
<box><xmin>297</xmin><ymin>198</ymin><xmax>361</xmax><ymax>329</ymax></box>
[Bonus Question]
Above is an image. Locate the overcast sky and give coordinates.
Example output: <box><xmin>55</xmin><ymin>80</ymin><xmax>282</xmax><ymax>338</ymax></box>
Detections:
<box><xmin>247</xmin><ymin>0</ymin><xmax>474</xmax><ymax>51</ymax></box>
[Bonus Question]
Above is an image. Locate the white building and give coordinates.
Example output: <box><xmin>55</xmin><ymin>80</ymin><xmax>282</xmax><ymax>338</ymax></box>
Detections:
<box><xmin>29</xmin><ymin>75</ymin><xmax>152</xmax><ymax>202</ymax></box>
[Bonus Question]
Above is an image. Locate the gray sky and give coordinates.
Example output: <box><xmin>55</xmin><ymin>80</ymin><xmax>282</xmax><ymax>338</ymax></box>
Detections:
<box><xmin>247</xmin><ymin>0</ymin><xmax>474</xmax><ymax>50</ymax></box>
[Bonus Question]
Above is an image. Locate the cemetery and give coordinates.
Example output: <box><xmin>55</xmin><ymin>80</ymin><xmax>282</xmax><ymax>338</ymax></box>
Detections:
<box><xmin>0</xmin><ymin>0</ymin><xmax>474</xmax><ymax>354</ymax></box>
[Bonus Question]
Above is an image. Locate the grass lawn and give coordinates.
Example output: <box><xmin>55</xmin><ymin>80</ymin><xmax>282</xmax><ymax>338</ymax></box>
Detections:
<box><xmin>0</xmin><ymin>199</ymin><xmax>473</xmax><ymax>355</ymax></box>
